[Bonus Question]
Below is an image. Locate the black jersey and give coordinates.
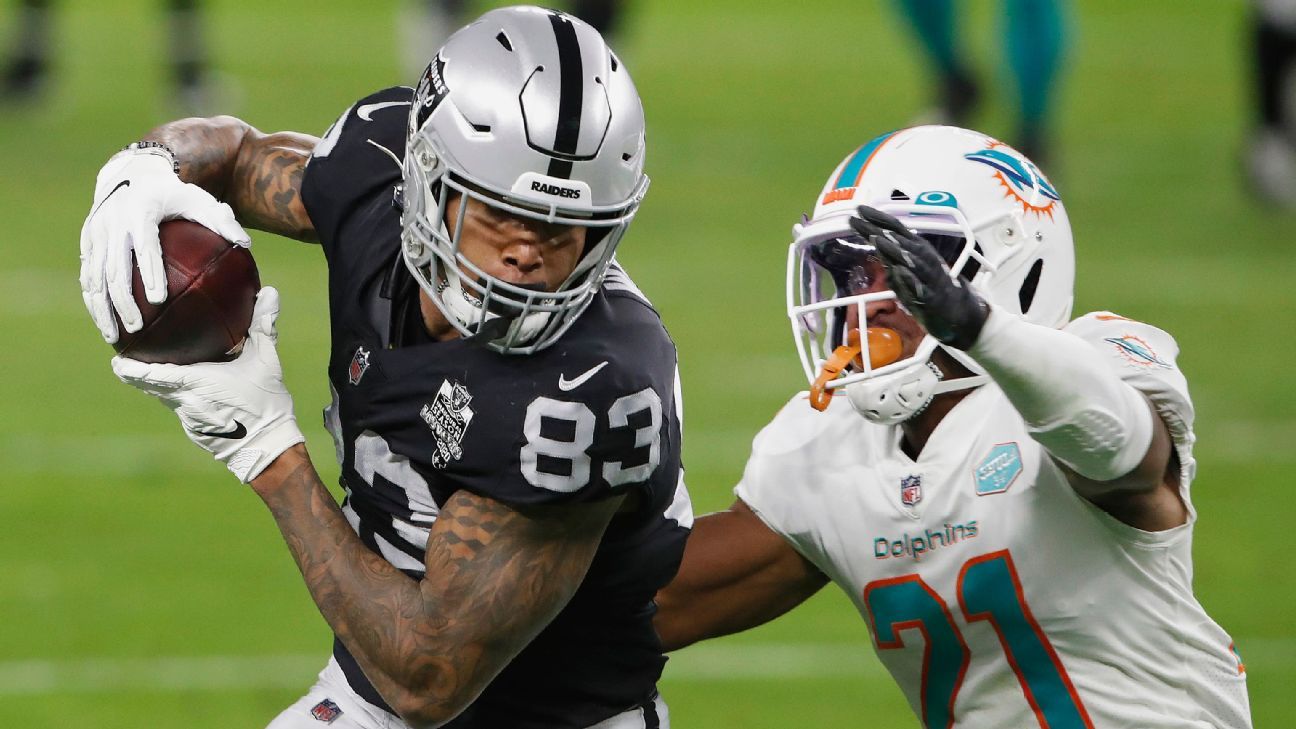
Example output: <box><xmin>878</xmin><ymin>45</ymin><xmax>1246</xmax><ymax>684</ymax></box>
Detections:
<box><xmin>300</xmin><ymin>87</ymin><xmax>691</xmax><ymax>728</ymax></box>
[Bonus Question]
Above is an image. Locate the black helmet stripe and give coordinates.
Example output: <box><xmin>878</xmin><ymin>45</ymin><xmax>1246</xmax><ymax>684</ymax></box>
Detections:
<box><xmin>546</xmin><ymin>12</ymin><xmax>583</xmax><ymax>179</ymax></box>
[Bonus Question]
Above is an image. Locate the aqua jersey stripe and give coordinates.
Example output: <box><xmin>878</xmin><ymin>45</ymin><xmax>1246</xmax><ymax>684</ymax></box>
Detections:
<box><xmin>833</xmin><ymin>131</ymin><xmax>898</xmax><ymax>190</ymax></box>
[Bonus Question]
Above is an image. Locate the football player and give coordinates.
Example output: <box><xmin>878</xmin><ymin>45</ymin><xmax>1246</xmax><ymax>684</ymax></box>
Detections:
<box><xmin>654</xmin><ymin>126</ymin><xmax>1253</xmax><ymax>728</ymax></box>
<box><xmin>79</xmin><ymin>7</ymin><xmax>690</xmax><ymax>729</ymax></box>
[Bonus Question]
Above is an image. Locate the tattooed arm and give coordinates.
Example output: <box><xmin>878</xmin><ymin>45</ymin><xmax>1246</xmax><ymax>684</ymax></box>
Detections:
<box><xmin>251</xmin><ymin>444</ymin><xmax>623</xmax><ymax>729</ymax></box>
<box><xmin>144</xmin><ymin>116</ymin><xmax>318</xmax><ymax>242</ymax></box>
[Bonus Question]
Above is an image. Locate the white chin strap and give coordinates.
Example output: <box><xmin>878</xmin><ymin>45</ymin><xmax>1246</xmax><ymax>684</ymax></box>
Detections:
<box><xmin>845</xmin><ymin>355</ymin><xmax>987</xmax><ymax>425</ymax></box>
<box><xmin>437</xmin><ymin>268</ymin><xmax>551</xmax><ymax>344</ymax></box>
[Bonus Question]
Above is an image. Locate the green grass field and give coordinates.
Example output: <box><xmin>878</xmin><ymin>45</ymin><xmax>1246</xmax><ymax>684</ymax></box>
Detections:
<box><xmin>2</xmin><ymin>0</ymin><xmax>1292</xmax><ymax>726</ymax></box>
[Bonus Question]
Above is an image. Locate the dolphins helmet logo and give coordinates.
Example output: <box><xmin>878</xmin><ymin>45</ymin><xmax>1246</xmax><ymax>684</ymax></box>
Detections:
<box><xmin>963</xmin><ymin>140</ymin><xmax>1060</xmax><ymax>219</ymax></box>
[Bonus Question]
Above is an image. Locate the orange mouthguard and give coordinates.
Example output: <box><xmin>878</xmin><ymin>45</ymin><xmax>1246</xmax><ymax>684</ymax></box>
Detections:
<box><xmin>809</xmin><ymin>328</ymin><xmax>903</xmax><ymax>412</ymax></box>
<box><xmin>863</xmin><ymin>327</ymin><xmax>902</xmax><ymax>370</ymax></box>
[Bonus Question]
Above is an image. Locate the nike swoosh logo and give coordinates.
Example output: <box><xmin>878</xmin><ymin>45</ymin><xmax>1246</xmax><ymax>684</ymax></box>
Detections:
<box><xmin>191</xmin><ymin>420</ymin><xmax>248</xmax><ymax>439</ymax></box>
<box><xmin>357</xmin><ymin>101</ymin><xmax>412</xmax><ymax>121</ymax></box>
<box><xmin>558</xmin><ymin>361</ymin><xmax>610</xmax><ymax>392</ymax></box>
<box><xmin>90</xmin><ymin>179</ymin><xmax>130</xmax><ymax>219</ymax></box>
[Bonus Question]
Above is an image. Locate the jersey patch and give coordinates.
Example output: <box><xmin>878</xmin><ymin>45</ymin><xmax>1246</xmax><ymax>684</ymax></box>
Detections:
<box><xmin>348</xmin><ymin>346</ymin><xmax>371</xmax><ymax>385</ymax></box>
<box><xmin>421</xmin><ymin>380</ymin><xmax>475</xmax><ymax>468</ymax></box>
<box><xmin>900</xmin><ymin>474</ymin><xmax>923</xmax><ymax>506</ymax></box>
<box><xmin>974</xmin><ymin>442</ymin><xmax>1023</xmax><ymax>495</ymax></box>
<box><xmin>310</xmin><ymin>699</ymin><xmax>343</xmax><ymax>723</ymax></box>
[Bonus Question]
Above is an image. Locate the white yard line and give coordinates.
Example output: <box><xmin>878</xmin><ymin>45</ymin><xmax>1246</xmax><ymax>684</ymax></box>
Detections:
<box><xmin>0</xmin><ymin>639</ymin><xmax>1288</xmax><ymax>696</ymax></box>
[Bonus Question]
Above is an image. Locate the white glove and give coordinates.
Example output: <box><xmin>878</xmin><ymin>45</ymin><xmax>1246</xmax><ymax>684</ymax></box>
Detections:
<box><xmin>80</xmin><ymin>142</ymin><xmax>252</xmax><ymax>343</ymax></box>
<box><xmin>111</xmin><ymin>287</ymin><xmax>305</xmax><ymax>483</ymax></box>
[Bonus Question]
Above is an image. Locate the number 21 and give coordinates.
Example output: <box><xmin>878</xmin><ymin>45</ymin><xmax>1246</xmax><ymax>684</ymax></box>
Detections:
<box><xmin>864</xmin><ymin>550</ymin><xmax>1094</xmax><ymax>729</ymax></box>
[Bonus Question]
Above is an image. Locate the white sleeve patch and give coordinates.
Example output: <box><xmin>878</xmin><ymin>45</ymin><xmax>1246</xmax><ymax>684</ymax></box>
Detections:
<box><xmin>310</xmin><ymin>105</ymin><xmax>354</xmax><ymax>162</ymax></box>
<box><xmin>665</xmin><ymin>471</ymin><xmax>694</xmax><ymax>529</ymax></box>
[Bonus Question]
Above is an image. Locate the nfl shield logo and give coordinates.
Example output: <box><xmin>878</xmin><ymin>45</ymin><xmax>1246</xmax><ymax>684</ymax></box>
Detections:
<box><xmin>310</xmin><ymin>698</ymin><xmax>343</xmax><ymax>723</ymax></box>
<box><xmin>900</xmin><ymin>474</ymin><xmax>923</xmax><ymax>506</ymax></box>
<box><xmin>348</xmin><ymin>346</ymin><xmax>371</xmax><ymax>385</ymax></box>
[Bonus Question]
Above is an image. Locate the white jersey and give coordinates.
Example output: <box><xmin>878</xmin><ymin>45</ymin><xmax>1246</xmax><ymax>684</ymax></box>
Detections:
<box><xmin>736</xmin><ymin>313</ymin><xmax>1251</xmax><ymax>728</ymax></box>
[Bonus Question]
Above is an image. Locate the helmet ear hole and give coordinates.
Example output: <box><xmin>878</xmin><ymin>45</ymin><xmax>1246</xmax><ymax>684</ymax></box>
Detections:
<box><xmin>1019</xmin><ymin>259</ymin><xmax>1044</xmax><ymax>314</ymax></box>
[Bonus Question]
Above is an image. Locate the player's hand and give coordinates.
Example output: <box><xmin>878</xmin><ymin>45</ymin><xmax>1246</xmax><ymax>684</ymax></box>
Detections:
<box><xmin>79</xmin><ymin>143</ymin><xmax>251</xmax><ymax>344</ymax></box>
<box><xmin>849</xmin><ymin>205</ymin><xmax>990</xmax><ymax>351</ymax></box>
<box><xmin>111</xmin><ymin>287</ymin><xmax>304</xmax><ymax>483</ymax></box>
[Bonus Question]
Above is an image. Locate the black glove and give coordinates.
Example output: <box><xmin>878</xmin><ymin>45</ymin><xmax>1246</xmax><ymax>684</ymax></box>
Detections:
<box><xmin>849</xmin><ymin>205</ymin><xmax>990</xmax><ymax>351</ymax></box>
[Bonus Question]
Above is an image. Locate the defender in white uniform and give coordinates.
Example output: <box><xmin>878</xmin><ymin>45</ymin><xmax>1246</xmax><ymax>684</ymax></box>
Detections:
<box><xmin>655</xmin><ymin>126</ymin><xmax>1251</xmax><ymax>728</ymax></box>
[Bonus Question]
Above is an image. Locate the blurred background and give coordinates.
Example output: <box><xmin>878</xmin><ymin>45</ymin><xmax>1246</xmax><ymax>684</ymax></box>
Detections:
<box><xmin>1</xmin><ymin>0</ymin><xmax>1292</xmax><ymax>726</ymax></box>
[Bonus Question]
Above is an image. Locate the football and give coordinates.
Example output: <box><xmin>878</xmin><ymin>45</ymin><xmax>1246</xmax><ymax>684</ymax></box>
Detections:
<box><xmin>111</xmin><ymin>220</ymin><xmax>260</xmax><ymax>365</ymax></box>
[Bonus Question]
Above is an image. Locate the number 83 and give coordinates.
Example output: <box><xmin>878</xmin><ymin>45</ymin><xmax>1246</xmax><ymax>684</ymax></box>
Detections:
<box><xmin>520</xmin><ymin>388</ymin><xmax>663</xmax><ymax>493</ymax></box>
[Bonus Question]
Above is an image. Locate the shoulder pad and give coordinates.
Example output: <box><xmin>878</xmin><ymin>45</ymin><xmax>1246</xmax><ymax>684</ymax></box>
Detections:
<box><xmin>1066</xmin><ymin>311</ymin><xmax>1196</xmax><ymax>480</ymax></box>
<box><xmin>302</xmin><ymin>87</ymin><xmax>412</xmax><ymax>253</ymax></box>
<box><xmin>1065</xmin><ymin>311</ymin><xmax>1181</xmax><ymax>373</ymax></box>
<box><xmin>309</xmin><ymin>86</ymin><xmax>413</xmax><ymax>165</ymax></box>
<box><xmin>602</xmin><ymin>261</ymin><xmax>653</xmax><ymax>306</ymax></box>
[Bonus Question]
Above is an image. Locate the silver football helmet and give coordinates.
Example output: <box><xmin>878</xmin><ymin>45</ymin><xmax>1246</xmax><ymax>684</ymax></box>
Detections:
<box><xmin>401</xmin><ymin>6</ymin><xmax>649</xmax><ymax>354</ymax></box>
<box><xmin>787</xmin><ymin>125</ymin><xmax>1075</xmax><ymax>423</ymax></box>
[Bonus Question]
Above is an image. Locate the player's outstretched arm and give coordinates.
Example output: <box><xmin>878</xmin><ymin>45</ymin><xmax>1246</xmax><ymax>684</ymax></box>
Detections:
<box><xmin>967</xmin><ymin>310</ymin><xmax>1187</xmax><ymax>531</ymax></box>
<box><xmin>145</xmin><ymin>116</ymin><xmax>319</xmax><ymax>242</ymax></box>
<box><xmin>851</xmin><ymin>205</ymin><xmax>1187</xmax><ymax>532</ymax></box>
<box><xmin>653</xmin><ymin>499</ymin><xmax>828</xmax><ymax>652</ymax></box>
<box><xmin>251</xmin><ymin>447</ymin><xmax>623</xmax><ymax>729</ymax></box>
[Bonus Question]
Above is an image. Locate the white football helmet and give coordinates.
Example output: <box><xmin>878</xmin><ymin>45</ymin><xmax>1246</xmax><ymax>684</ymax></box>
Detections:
<box><xmin>401</xmin><ymin>6</ymin><xmax>649</xmax><ymax>354</ymax></box>
<box><xmin>787</xmin><ymin>125</ymin><xmax>1075</xmax><ymax>423</ymax></box>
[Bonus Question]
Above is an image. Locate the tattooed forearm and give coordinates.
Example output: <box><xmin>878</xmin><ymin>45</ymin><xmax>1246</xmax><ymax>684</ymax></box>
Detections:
<box><xmin>256</xmin><ymin>448</ymin><xmax>436</xmax><ymax>717</ymax></box>
<box><xmin>143</xmin><ymin>116</ymin><xmax>319</xmax><ymax>242</ymax></box>
<box><xmin>251</xmin><ymin>445</ymin><xmax>620</xmax><ymax>728</ymax></box>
